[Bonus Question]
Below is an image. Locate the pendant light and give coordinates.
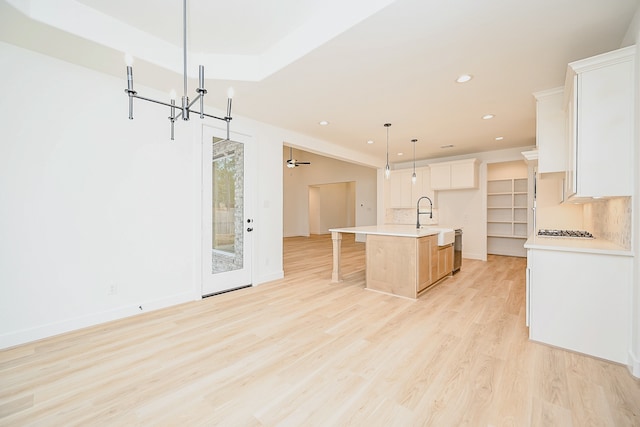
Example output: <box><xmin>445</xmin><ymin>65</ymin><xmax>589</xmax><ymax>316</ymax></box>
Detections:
<box><xmin>384</xmin><ymin>123</ymin><xmax>392</xmax><ymax>179</ymax></box>
<box><xmin>411</xmin><ymin>138</ymin><xmax>418</xmax><ymax>184</ymax></box>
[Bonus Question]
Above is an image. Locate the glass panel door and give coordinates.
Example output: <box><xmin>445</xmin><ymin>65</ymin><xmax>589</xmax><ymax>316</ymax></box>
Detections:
<box><xmin>202</xmin><ymin>128</ymin><xmax>252</xmax><ymax>296</ymax></box>
<box><xmin>212</xmin><ymin>138</ymin><xmax>243</xmax><ymax>274</ymax></box>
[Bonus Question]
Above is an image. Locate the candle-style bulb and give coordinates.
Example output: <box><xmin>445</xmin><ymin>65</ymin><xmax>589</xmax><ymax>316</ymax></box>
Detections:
<box><xmin>124</xmin><ymin>53</ymin><xmax>134</xmax><ymax>66</ymax></box>
<box><xmin>226</xmin><ymin>87</ymin><xmax>234</xmax><ymax>119</ymax></box>
<box><xmin>169</xmin><ymin>89</ymin><xmax>176</xmax><ymax>100</ymax></box>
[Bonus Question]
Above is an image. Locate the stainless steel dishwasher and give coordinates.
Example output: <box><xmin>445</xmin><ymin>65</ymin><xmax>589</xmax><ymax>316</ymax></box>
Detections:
<box><xmin>453</xmin><ymin>229</ymin><xmax>462</xmax><ymax>273</ymax></box>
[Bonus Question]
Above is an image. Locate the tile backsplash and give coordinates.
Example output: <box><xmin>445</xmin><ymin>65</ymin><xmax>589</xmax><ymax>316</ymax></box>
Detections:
<box><xmin>583</xmin><ymin>197</ymin><xmax>631</xmax><ymax>249</ymax></box>
<box><xmin>385</xmin><ymin>208</ymin><xmax>439</xmax><ymax>226</ymax></box>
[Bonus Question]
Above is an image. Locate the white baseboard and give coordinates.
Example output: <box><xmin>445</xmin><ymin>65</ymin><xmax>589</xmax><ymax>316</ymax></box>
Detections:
<box><xmin>629</xmin><ymin>349</ymin><xmax>640</xmax><ymax>378</ymax></box>
<box><xmin>0</xmin><ymin>291</ymin><xmax>195</xmax><ymax>350</ymax></box>
<box><xmin>462</xmin><ymin>252</ymin><xmax>484</xmax><ymax>261</ymax></box>
<box><xmin>255</xmin><ymin>270</ymin><xmax>284</xmax><ymax>285</ymax></box>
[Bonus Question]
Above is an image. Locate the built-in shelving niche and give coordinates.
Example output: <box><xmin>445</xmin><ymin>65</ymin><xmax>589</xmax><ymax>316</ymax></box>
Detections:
<box><xmin>487</xmin><ymin>161</ymin><xmax>528</xmax><ymax>257</ymax></box>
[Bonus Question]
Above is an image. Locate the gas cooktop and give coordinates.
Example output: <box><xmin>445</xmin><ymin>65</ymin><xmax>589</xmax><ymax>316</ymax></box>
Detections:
<box><xmin>537</xmin><ymin>229</ymin><xmax>594</xmax><ymax>239</ymax></box>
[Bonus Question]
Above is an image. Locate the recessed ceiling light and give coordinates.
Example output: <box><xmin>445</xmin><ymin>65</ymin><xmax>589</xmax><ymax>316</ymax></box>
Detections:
<box><xmin>319</xmin><ymin>120</ymin><xmax>329</xmax><ymax>126</ymax></box>
<box><xmin>440</xmin><ymin>144</ymin><xmax>454</xmax><ymax>149</ymax></box>
<box><xmin>495</xmin><ymin>136</ymin><xmax>504</xmax><ymax>141</ymax></box>
<box><xmin>397</xmin><ymin>152</ymin><xmax>404</xmax><ymax>156</ymax></box>
<box><xmin>456</xmin><ymin>74</ymin><xmax>473</xmax><ymax>83</ymax></box>
<box><xmin>482</xmin><ymin>114</ymin><xmax>495</xmax><ymax>120</ymax></box>
<box><xmin>367</xmin><ymin>140</ymin><xmax>374</xmax><ymax>144</ymax></box>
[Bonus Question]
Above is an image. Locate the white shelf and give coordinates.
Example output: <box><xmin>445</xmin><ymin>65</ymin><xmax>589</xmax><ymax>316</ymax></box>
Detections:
<box><xmin>487</xmin><ymin>178</ymin><xmax>528</xmax><ymax>256</ymax></box>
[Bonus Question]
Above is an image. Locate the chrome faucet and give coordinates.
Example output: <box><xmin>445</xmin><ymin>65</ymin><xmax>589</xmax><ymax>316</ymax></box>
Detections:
<box><xmin>416</xmin><ymin>196</ymin><xmax>433</xmax><ymax>229</ymax></box>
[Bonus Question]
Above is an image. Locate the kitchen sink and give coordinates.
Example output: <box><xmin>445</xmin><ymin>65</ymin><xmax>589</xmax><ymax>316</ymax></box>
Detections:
<box><xmin>423</xmin><ymin>227</ymin><xmax>455</xmax><ymax>246</ymax></box>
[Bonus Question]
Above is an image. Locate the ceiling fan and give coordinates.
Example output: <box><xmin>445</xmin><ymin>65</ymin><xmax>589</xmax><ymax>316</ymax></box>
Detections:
<box><xmin>286</xmin><ymin>147</ymin><xmax>311</xmax><ymax>168</ymax></box>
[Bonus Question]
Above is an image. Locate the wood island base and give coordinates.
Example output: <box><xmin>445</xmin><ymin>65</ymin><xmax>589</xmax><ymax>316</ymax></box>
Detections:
<box><xmin>330</xmin><ymin>227</ymin><xmax>454</xmax><ymax>299</ymax></box>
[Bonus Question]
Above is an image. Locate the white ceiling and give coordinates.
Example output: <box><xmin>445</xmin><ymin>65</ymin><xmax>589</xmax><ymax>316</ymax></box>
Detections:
<box><xmin>2</xmin><ymin>0</ymin><xmax>638</xmax><ymax>168</ymax></box>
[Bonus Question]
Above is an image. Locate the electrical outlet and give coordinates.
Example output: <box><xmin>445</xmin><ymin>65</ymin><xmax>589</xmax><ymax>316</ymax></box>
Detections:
<box><xmin>107</xmin><ymin>283</ymin><xmax>118</xmax><ymax>295</ymax></box>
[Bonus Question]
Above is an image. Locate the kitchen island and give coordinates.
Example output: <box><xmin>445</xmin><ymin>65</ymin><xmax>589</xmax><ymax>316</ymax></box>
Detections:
<box><xmin>329</xmin><ymin>225</ymin><xmax>455</xmax><ymax>299</ymax></box>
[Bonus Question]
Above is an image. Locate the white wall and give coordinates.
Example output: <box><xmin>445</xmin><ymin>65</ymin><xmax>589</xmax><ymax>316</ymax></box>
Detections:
<box><xmin>487</xmin><ymin>161</ymin><xmax>527</xmax><ymax>180</ymax></box>
<box><xmin>308</xmin><ymin>182</ymin><xmax>355</xmax><ymax>235</ymax></box>
<box><xmin>283</xmin><ymin>148</ymin><xmax>377</xmax><ymax>237</ymax></box>
<box><xmin>535</xmin><ymin>174</ymin><xmax>584</xmax><ymax>230</ymax></box>
<box><xmin>0</xmin><ymin>42</ymin><xmax>198</xmax><ymax>347</ymax></box>
<box><xmin>1</xmin><ymin>41</ymin><xmax>361</xmax><ymax>348</ymax></box>
<box><xmin>318</xmin><ymin>182</ymin><xmax>348</xmax><ymax>234</ymax></box>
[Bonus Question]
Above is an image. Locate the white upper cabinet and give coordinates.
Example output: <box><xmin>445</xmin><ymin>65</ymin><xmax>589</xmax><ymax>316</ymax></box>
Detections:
<box><xmin>564</xmin><ymin>46</ymin><xmax>635</xmax><ymax>200</ymax></box>
<box><xmin>389</xmin><ymin>167</ymin><xmax>434</xmax><ymax>208</ymax></box>
<box><xmin>533</xmin><ymin>87</ymin><xmax>566</xmax><ymax>174</ymax></box>
<box><xmin>389</xmin><ymin>170</ymin><xmax>414</xmax><ymax>208</ymax></box>
<box><xmin>429</xmin><ymin>158</ymin><xmax>479</xmax><ymax>190</ymax></box>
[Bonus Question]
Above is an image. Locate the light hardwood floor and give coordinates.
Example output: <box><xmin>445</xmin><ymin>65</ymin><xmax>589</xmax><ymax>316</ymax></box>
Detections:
<box><xmin>1</xmin><ymin>234</ymin><xmax>639</xmax><ymax>426</ymax></box>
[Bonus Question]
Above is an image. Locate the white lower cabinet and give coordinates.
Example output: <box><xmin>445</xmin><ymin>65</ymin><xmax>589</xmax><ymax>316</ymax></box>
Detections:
<box><xmin>527</xmin><ymin>248</ymin><xmax>631</xmax><ymax>364</ymax></box>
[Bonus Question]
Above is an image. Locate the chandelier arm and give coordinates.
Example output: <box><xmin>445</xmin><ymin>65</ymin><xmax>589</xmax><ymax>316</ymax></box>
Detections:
<box><xmin>188</xmin><ymin>109</ymin><xmax>229</xmax><ymax>122</ymax></box>
<box><xmin>187</xmin><ymin>94</ymin><xmax>202</xmax><ymax>109</ymax></box>
<box><xmin>131</xmin><ymin>93</ymin><xmax>176</xmax><ymax>109</ymax></box>
<box><xmin>130</xmin><ymin>93</ymin><xmax>228</xmax><ymax>122</ymax></box>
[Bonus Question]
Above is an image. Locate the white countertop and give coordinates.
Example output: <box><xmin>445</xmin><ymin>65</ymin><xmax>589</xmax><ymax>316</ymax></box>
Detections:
<box><xmin>329</xmin><ymin>224</ymin><xmax>457</xmax><ymax>238</ymax></box>
<box><xmin>524</xmin><ymin>234</ymin><xmax>633</xmax><ymax>256</ymax></box>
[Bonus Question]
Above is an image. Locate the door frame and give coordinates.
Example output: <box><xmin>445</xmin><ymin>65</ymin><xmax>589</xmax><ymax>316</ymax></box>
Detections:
<box><xmin>199</xmin><ymin>123</ymin><xmax>256</xmax><ymax>297</ymax></box>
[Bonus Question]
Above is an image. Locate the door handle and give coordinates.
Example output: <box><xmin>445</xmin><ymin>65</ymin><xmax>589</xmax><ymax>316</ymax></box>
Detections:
<box><xmin>247</xmin><ymin>227</ymin><xmax>253</xmax><ymax>232</ymax></box>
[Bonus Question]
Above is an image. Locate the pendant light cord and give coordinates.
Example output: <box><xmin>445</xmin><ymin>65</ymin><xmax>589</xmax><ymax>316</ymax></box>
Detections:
<box><xmin>386</xmin><ymin>127</ymin><xmax>389</xmax><ymax>166</ymax></box>
<box><xmin>411</xmin><ymin>138</ymin><xmax>418</xmax><ymax>183</ymax></box>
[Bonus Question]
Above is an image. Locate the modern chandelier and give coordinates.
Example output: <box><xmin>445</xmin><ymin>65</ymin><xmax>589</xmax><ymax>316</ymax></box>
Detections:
<box><xmin>124</xmin><ymin>0</ymin><xmax>233</xmax><ymax>140</ymax></box>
